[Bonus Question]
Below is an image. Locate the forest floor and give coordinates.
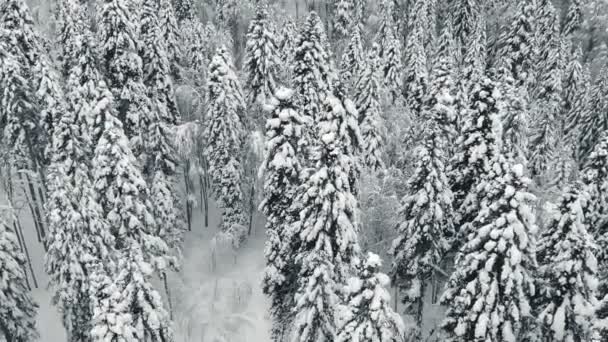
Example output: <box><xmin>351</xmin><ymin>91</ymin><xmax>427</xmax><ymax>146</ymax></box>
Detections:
<box><xmin>15</xmin><ymin>192</ymin><xmax>271</xmax><ymax>342</ymax></box>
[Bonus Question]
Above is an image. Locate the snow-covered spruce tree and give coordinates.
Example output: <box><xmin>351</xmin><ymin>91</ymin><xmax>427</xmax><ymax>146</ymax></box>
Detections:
<box><xmin>402</xmin><ymin>0</ymin><xmax>429</xmax><ymax>116</ymax></box>
<box><xmin>449</xmin><ymin>78</ymin><xmax>503</xmax><ymax>236</ymax></box>
<box><xmin>441</xmin><ymin>154</ymin><xmax>538</xmax><ymax>342</ymax></box>
<box><xmin>337</xmin><ymin>253</ymin><xmax>405</xmax><ymax>342</ymax></box>
<box><xmin>244</xmin><ymin>1</ymin><xmax>281</xmax><ymax>105</ymax></box>
<box><xmin>459</xmin><ymin>11</ymin><xmax>486</xmax><ymax>101</ymax></box>
<box><xmin>0</xmin><ymin>207</ymin><xmax>38</xmax><ymax>342</ymax></box>
<box><xmin>1</xmin><ymin>0</ymin><xmax>64</xmax><ymax>165</ymax></box>
<box><xmin>159</xmin><ymin>0</ymin><xmax>181</xmax><ymax>79</ymax></box>
<box><xmin>563</xmin><ymin>46</ymin><xmax>588</xmax><ymax>136</ymax></box>
<box><xmin>293</xmin><ymin>11</ymin><xmax>333</xmax><ymax>123</ymax></box>
<box><xmin>333</xmin><ymin>0</ymin><xmax>354</xmax><ymax>39</ymax></box>
<box><xmin>139</xmin><ymin>0</ymin><xmax>180</xmax><ymax>126</ymax></box>
<box><xmin>380</xmin><ymin>23</ymin><xmax>402</xmax><ymax>103</ymax></box>
<box><xmin>429</xmin><ymin>17</ymin><xmax>458</xmax><ymax>135</ymax></box>
<box><xmin>89</xmin><ymin>111</ymin><xmax>174</xmax><ymax>342</ymax></box>
<box><xmin>355</xmin><ymin>43</ymin><xmax>385</xmax><ymax>171</ymax></box>
<box><xmin>451</xmin><ymin>0</ymin><xmax>480</xmax><ymax>56</ymax></box>
<box><xmin>390</xmin><ymin>119</ymin><xmax>454</xmax><ymax>339</ymax></box>
<box><xmin>260</xmin><ymin>87</ymin><xmax>306</xmax><ymax>341</ymax></box>
<box><xmin>0</xmin><ymin>43</ymin><xmax>39</xmax><ymax>171</ymax></box>
<box><xmin>139</xmin><ymin>0</ymin><xmax>184</xmax><ymax>251</ymax></box>
<box><xmin>529</xmin><ymin>0</ymin><xmax>563</xmax><ymax>178</ymax></box>
<box><xmin>588</xmin><ymin>136</ymin><xmax>608</xmax><ymax>339</ymax></box>
<box><xmin>97</xmin><ymin>0</ymin><xmax>152</xmax><ymax>159</ymax></box>
<box><xmin>563</xmin><ymin>0</ymin><xmax>582</xmax><ymax>37</ymax></box>
<box><xmin>205</xmin><ymin>46</ymin><xmax>247</xmax><ymax>246</ymax></box>
<box><xmin>495</xmin><ymin>0</ymin><xmax>536</xmax><ymax>90</ymax></box>
<box><xmin>536</xmin><ymin>186</ymin><xmax>598</xmax><ymax>342</ymax></box>
<box><xmin>578</xmin><ymin>66</ymin><xmax>608</xmax><ymax>162</ymax></box>
<box><xmin>172</xmin><ymin>0</ymin><xmax>195</xmax><ymax>22</ymax></box>
<box><xmin>180</xmin><ymin>19</ymin><xmax>208</xmax><ymax>88</ymax></box>
<box><xmin>277</xmin><ymin>17</ymin><xmax>297</xmax><ymax>68</ymax></box>
<box><xmin>55</xmin><ymin>0</ymin><xmax>81</xmax><ymax>78</ymax></box>
<box><xmin>45</xmin><ymin>13</ymin><xmax>118</xmax><ymax>341</ymax></box>
<box><xmin>291</xmin><ymin>94</ymin><xmax>361</xmax><ymax>342</ymax></box>
<box><xmin>340</xmin><ymin>24</ymin><xmax>364</xmax><ymax>94</ymax></box>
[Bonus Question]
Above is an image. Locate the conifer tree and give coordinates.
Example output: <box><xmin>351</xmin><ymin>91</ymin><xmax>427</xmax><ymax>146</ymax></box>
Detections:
<box><xmin>390</xmin><ymin>116</ymin><xmax>454</xmax><ymax>339</ymax></box>
<box><xmin>442</xmin><ymin>155</ymin><xmax>538</xmax><ymax>342</ymax></box>
<box><xmin>45</xmin><ymin>11</ymin><xmax>118</xmax><ymax>340</ymax></box>
<box><xmin>244</xmin><ymin>1</ymin><xmax>281</xmax><ymax>105</ymax></box>
<box><xmin>403</xmin><ymin>0</ymin><xmax>429</xmax><ymax>116</ymax></box>
<box><xmin>173</xmin><ymin>0</ymin><xmax>195</xmax><ymax>22</ymax></box>
<box><xmin>277</xmin><ymin>17</ymin><xmax>298</xmax><ymax>67</ymax></box>
<box><xmin>582</xmin><ymin>134</ymin><xmax>608</xmax><ymax>340</ymax></box>
<box><xmin>536</xmin><ymin>186</ymin><xmax>598</xmax><ymax>342</ymax></box>
<box><xmin>1</xmin><ymin>0</ymin><xmax>64</xmax><ymax>165</ymax></box>
<box><xmin>429</xmin><ymin>17</ymin><xmax>458</xmax><ymax>134</ymax></box>
<box><xmin>578</xmin><ymin>66</ymin><xmax>608</xmax><ymax>162</ymax></box>
<box><xmin>529</xmin><ymin>0</ymin><xmax>563</xmax><ymax>177</ymax></box>
<box><xmin>451</xmin><ymin>0</ymin><xmax>480</xmax><ymax>56</ymax></box>
<box><xmin>56</xmin><ymin>0</ymin><xmax>81</xmax><ymax>78</ymax></box>
<box><xmin>98</xmin><ymin>0</ymin><xmax>152</xmax><ymax>159</ymax></box>
<box><xmin>459</xmin><ymin>12</ymin><xmax>486</xmax><ymax>100</ymax></box>
<box><xmin>563</xmin><ymin>0</ymin><xmax>582</xmax><ymax>37</ymax></box>
<box><xmin>333</xmin><ymin>0</ymin><xmax>354</xmax><ymax>39</ymax></box>
<box><xmin>0</xmin><ymin>207</ymin><xmax>39</xmax><ymax>342</ymax></box>
<box><xmin>291</xmin><ymin>94</ymin><xmax>362</xmax><ymax>342</ymax></box>
<box><xmin>260</xmin><ymin>87</ymin><xmax>306</xmax><ymax>341</ymax></box>
<box><xmin>355</xmin><ymin>44</ymin><xmax>385</xmax><ymax>171</ymax></box>
<box><xmin>205</xmin><ymin>46</ymin><xmax>247</xmax><ymax>246</ymax></box>
<box><xmin>0</xmin><ymin>43</ymin><xmax>39</xmax><ymax>171</ymax></box>
<box><xmin>340</xmin><ymin>25</ymin><xmax>364</xmax><ymax>94</ymax></box>
<box><xmin>449</xmin><ymin>78</ymin><xmax>502</xmax><ymax>234</ymax></box>
<box><xmin>293</xmin><ymin>11</ymin><xmax>333</xmax><ymax>123</ymax></box>
<box><xmin>337</xmin><ymin>253</ymin><xmax>405</xmax><ymax>342</ymax></box>
<box><xmin>563</xmin><ymin>47</ymin><xmax>590</xmax><ymax>155</ymax></box>
<box><xmin>89</xmin><ymin>108</ymin><xmax>174</xmax><ymax>342</ymax></box>
<box><xmin>159</xmin><ymin>0</ymin><xmax>181</xmax><ymax>79</ymax></box>
<box><xmin>139</xmin><ymin>0</ymin><xmax>184</xmax><ymax>251</ymax></box>
<box><xmin>496</xmin><ymin>0</ymin><xmax>536</xmax><ymax>90</ymax></box>
<box><xmin>381</xmin><ymin>24</ymin><xmax>402</xmax><ymax>103</ymax></box>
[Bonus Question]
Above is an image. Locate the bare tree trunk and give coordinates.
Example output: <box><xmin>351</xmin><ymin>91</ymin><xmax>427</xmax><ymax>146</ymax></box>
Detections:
<box><xmin>18</xmin><ymin>173</ymin><xmax>43</xmax><ymax>246</ymax></box>
<box><xmin>25</xmin><ymin>172</ymin><xmax>46</xmax><ymax>240</ymax></box>
<box><xmin>247</xmin><ymin>182</ymin><xmax>255</xmax><ymax>236</ymax></box>
<box><xmin>161</xmin><ymin>272</ymin><xmax>174</xmax><ymax>320</ymax></box>
<box><xmin>13</xmin><ymin>220</ymin><xmax>31</xmax><ymax>291</ymax></box>
<box><xmin>16</xmin><ymin>218</ymin><xmax>38</xmax><ymax>288</ymax></box>
<box><xmin>183</xmin><ymin>161</ymin><xmax>192</xmax><ymax>231</ymax></box>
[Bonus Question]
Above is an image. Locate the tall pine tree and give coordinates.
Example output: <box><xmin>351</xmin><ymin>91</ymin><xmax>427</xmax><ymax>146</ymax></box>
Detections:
<box><xmin>536</xmin><ymin>186</ymin><xmax>598</xmax><ymax>342</ymax></box>
<box><xmin>354</xmin><ymin>44</ymin><xmax>385</xmax><ymax>171</ymax></box>
<box><xmin>244</xmin><ymin>1</ymin><xmax>281</xmax><ymax>105</ymax></box>
<box><xmin>97</xmin><ymin>0</ymin><xmax>152</xmax><ymax>159</ymax></box>
<box><xmin>260</xmin><ymin>87</ymin><xmax>306</xmax><ymax>341</ymax></box>
<box><xmin>45</xmin><ymin>9</ymin><xmax>117</xmax><ymax>341</ymax></box>
<box><xmin>291</xmin><ymin>94</ymin><xmax>361</xmax><ymax>342</ymax></box>
<box><xmin>442</xmin><ymin>155</ymin><xmax>538</xmax><ymax>342</ymax></box>
<box><xmin>205</xmin><ymin>46</ymin><xmax>247</xmax><ymax>246</ymax></box>
<box><xmin>337</xmin><ymin>253</ymin><xmax>405</xmax><ymax>342</ymax></box>
<box><xmin>0</xmin><ymin>206</ymin><xmax>38</xmax><ymax>342</ymax></box>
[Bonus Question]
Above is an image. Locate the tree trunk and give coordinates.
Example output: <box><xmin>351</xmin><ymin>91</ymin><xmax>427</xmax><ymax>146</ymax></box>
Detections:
<box><xmin>247</xmin><ymin>182</ymin><xmax>255</xmax><ymax>236</ymax></box>
<box><xmin>183</xmin><ymin>161</ymin><xmax>192</xmax><ymax>231</ymax></box>
<box><xmin>16</xmin><ymin>218</ymin><xmax>38</xmax><ymax>289</ymax></box>
<box><xmin>18</xmin><ymin>173</ymin><xmax>43</xmax><ymax>246</ymax></box>
<box><xmin>25</xmin><ymin>172</ymin><xmax>46</xmax><ymax>240</ymax></box>
<box><xmin>162</xmin><ymin>272</ymin><xmax>174</xmax><ymax>320</ymax></box>
<box><xmin>414</xmin><ymin>280</ymin><xmax>426</xmax><ymax>341</ymax></box>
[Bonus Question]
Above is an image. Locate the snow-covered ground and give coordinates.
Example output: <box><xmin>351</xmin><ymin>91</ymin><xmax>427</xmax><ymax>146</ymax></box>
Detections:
<box><xmin>14</xmin><ymin>191</ymin><xmax>271</xmax><ymax>341</ymax></box>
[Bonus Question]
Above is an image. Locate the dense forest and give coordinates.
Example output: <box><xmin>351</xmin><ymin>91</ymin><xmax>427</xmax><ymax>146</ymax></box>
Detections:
<box><xmin>2</xmin><ymin>0</ymin><xmax>608</xmax><ymax>341</ymax></box>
